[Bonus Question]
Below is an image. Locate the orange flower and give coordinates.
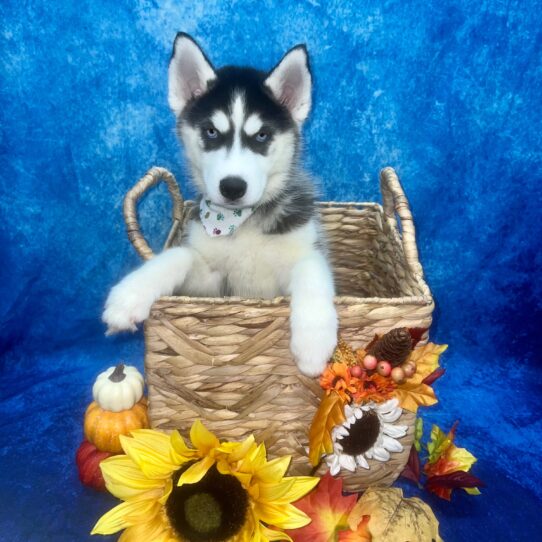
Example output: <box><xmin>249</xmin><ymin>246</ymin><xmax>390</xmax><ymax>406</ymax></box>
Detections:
<box><xmin>320</xmin><ymin>363</ymin><xmax>358</xmax><ymax>402</ymax></box>
<box><xmin>352</xmin><ymin>373</ymin><xmax>397</xmax><ymax>404</ymax></box>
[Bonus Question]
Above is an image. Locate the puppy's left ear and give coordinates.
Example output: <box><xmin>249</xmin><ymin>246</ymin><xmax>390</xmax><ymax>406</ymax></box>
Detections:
<box><xmin>264</xmin><ymin>45</ymin><xmax>312</xmax><ymax>124</ymax></box>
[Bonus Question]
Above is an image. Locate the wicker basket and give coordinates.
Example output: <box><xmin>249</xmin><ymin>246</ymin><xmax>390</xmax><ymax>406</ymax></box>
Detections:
<box><xmin>123</xmin><ymin>166</ymin><xmax>434</xmax><ymax>491</ymax></box>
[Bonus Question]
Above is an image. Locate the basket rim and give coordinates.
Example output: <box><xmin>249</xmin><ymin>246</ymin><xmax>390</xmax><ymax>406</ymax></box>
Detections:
<box><xmin>183</xmin><ymin>199</ymin><xmax>381</xmax><ymax>209</ymax></box>
<box><xmin>153</xmin><ymin>291</ymin><xmax>434</xmax><ymax>308</ymax></box>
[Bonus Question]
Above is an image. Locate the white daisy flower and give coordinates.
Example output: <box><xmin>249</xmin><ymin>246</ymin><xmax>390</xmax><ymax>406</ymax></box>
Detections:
<box><xmin>325</xmin><ymin>398</ymin><xmax>408</xmax><ymax>475</ymax></box>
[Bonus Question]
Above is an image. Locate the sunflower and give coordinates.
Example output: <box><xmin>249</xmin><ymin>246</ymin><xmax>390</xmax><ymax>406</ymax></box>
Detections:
<box><xmin>325</xmin><ymin>399</ymin><xmax>407</xmax><ymax>474</ymax></box>
<box><xmin>320</xmin><ymin>362</ymin><xmax>359</xmax><ymax>402</ymax></box>
<box><xmin>91</xmin><ymin>421</ymin><xmax>318</xmax><ymax>542</ymax></box>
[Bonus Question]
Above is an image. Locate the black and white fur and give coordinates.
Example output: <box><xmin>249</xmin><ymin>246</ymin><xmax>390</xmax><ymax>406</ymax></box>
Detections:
<box><xmin>103</xmin><ymin>33</ymin><xmax>338</xmax><ymax>376</ymax></box>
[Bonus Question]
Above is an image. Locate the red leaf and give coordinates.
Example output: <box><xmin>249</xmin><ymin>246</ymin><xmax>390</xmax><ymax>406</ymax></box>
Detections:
<box><xmin>287</xmin><ymin>472</ymin><xmax>358</xmax><ymax>542</ymax></box>
<box><xmin>400</xmin><ymin>445</ymin><xmax>421</xmax><ymax>485</ymax></box>
<box><xmin>422</xmin><ymin>367</ymin><xmax>446</xmax><ymax>386</ymax></box>
<box><xmin>408</xmin><ymin>328</ymin><xmax>428</xmax><ymax>348</ymax></box>
<box><xmin>426</xmin><ymin>471</ymin><xmax>485</xmax><ymax>500</ymax></box>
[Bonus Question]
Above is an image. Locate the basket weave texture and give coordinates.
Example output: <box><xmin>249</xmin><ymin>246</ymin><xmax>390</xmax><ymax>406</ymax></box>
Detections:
<box><xmin>124</xmin><ymin>166</ymin><xmax>434</xmax><ymax>490</ymax></box>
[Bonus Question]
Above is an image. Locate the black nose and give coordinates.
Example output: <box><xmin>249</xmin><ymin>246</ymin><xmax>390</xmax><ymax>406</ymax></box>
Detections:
<box><xmin>219</xmin><ymin>176</ymin><xmax>247</xmax><ymax>201</ymax></box>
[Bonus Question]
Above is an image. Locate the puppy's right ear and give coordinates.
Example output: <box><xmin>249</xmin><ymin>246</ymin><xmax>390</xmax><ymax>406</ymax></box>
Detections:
<box><xmin>168</xmin><ymin>33</ymin><xmax>216</xmax><ymax>115</ymax></box>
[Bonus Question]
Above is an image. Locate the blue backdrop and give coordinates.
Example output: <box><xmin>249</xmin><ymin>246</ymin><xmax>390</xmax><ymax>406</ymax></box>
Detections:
<box><xmin>1</xmin><ymin>1</ymin><xmax>541</xmax><ymax>541</ymax></box>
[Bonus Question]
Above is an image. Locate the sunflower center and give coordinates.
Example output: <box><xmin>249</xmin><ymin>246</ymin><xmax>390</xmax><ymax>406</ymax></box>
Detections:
<box><xmin>165</xmin><ymin>464</ymin><xmax>249</xmax><ymax>542</ymax></box>
<box><xmin>184</xmin><ymin>493</ymin><xmax>222</xmax><ymax>533</ymax></box>
<box><xmin>341</xmin><ymin>410</ymin><xmax>381</xmax><ymax>456</ymax></box>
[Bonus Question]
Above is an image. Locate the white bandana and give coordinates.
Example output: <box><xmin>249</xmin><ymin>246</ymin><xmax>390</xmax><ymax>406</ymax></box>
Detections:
<box><xmin>199</xmin><ymin>198</ymin><xmax>254</xmax><ymax>237</ymax></box>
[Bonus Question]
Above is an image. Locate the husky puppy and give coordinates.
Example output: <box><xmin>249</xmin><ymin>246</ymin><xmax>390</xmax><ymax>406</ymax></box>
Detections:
<box><xmin>103</xmin><ymin>33</ymin><xmax>338</xmax><ymax>376</ymax></box>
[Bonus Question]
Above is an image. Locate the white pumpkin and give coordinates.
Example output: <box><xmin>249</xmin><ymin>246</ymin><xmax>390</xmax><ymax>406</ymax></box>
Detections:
<box><xmin>92</xmin><ymin>363</ymin><xmax>145</xmax><ymax>412</ymax></box>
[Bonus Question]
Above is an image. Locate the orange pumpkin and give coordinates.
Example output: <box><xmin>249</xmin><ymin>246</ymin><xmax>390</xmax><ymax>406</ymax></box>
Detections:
<box><xmin>84</xmin><ymin>398</ymin><xmax>149</xmax><ymax>453</ymax></box>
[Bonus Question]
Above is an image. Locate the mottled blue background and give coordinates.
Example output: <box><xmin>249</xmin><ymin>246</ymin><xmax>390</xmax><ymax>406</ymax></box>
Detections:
<box><xmin>1</xmin><ymin>0</ymin><xmax>541</xmax><ymax>541</ymax></box>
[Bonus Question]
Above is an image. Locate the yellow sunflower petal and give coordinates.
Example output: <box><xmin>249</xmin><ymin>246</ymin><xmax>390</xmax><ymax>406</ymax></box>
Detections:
<box><xmin>221</xmin><ymin>434</ymin><xmax>257</xmax><ymax>461</ymax></box>
<box><xmin>91</xmin><ymin>499</ymin><xmax>158</xmax><ymax>535</ymax></box>
<box><xmin>120</xmin><ymin>434</ymin><xmax>179</xmax><ymax>479</ymax></box>
<box><xmin>190</xmin><ymin>419</ymin><xmax>220</xmax><ymax>453</ymax></box>
<box><xmin>257</xmin><ymin>476</ymin><xmax>319</xmax><ymax>504</ymax></box>
<box><xmin>117</xmin><ymin>517</ymin><xmax>172</xmax><ymax>542</ymax></box>
<box><xmin>248</xmin><ymin>511</ymin><xmax>263</xmax><ymax>542</ymax></box>
<box><xmin>230</xmin><ymin>507</ymin><xmax>257</xmax><ymax>542</ymax></box>
<box><xmin>260</xmin><ymin>525</ymin><xmax>293</xmax><ymax>542</ymax></box>
<box><xmin>246</xmin><ymin>443</ymin><xmax>267</xmax><ymax>470</ymax></box>
<box><xmin>105</xmin><ymin>483</ymin><xmax>164</xmax><ymax>503</ymax></box>
<box><xmin>158</xmin><ymin>477</ymin><xmax>173</xmax><ymax>505</ymax></box>
<box><xmin>255</xmin><ymin>479</ymin><xmax>295</xmax><ymax>503</ymax></box>
<box><xmin>216</xmin><ymin>458</ymin><xmax>233</xmax><ymax>476</ymax></box>
<box><xmin>170</xmin><ymin>430</ymin><xmax>198</xmax><ymax>463</ymax></box>
<box><xmin>231</xmin><ymin>469</ymin><xmax>253</xmax><ymax>489</ymax></box>
<box><xmin>128</xmin><ymin>429</ymin><xmax>172</xmax><ymax>453</ymax></box>
<box><xmin>177</xmin><ymin>455</ymin><xmax>215</xmax><ymax>486</ymax></box>
<box><xmin>254</xmin><ymin>502</ymin><xmax>311</xmax><ymax>530</ymax></box>
<box><xmin>100</xmin><ymin>456</ymin><xmax>164</xmax><ymax>500</ymax></box>
<box><xmin>251</xmin><ymin>524</ymin><xmax>262</xmax><ymax>542</ymax></box>
<box><xmin>254</xmin><ymin>455</ymin><xmax>291</xmax><ymax>483</ymax></box>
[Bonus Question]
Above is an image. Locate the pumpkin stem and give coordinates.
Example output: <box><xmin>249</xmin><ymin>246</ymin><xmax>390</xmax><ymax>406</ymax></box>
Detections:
<box><xmin>109</xmin><ymin>363</ymin><xmax>126</xmax><ymax>382</ymax></box>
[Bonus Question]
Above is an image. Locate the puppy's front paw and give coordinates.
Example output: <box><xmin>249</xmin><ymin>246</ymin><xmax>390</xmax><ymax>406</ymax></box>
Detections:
<box><xmin>102</xmin><ymin>279</ymin><xmax>157</xmax><ymax>335</ymax></box>
<box><xmin>290</xmin><ymin>305</ymin><xmax>338</xmax><ymax>377</ymax></box>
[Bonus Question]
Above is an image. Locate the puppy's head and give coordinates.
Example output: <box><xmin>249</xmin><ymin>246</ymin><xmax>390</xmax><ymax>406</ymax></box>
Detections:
<box><xmin>168</xmin><ymin>33</ymin><xmax>312</xmax><ymax>208</ymax></box>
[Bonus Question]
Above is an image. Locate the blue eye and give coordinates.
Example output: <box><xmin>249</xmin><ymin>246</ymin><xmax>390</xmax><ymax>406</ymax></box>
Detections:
<box><xmin>255</xmin><ymin>131</ymin><xmax>269</xmax><ymax>142</ymax></box>
<box><xmin>205</xmin><ymin>127</ymin><xmax>218</xmax><ymax>139</ymax></box>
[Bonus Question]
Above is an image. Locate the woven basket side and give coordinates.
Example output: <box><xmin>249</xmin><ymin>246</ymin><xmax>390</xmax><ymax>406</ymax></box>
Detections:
<box><xmin>144</xmin><ymin>302</ymin><xmax>321</xmax><ymax>476</ymax></box>
<box><xmin>145</xmin><ymin>297</ymin><xmax>432</xmax><ymax>477</ymax></box>
<box><xmin>321</xmin><ymin>205</ymin><xmax>397</xmax><ymax>298</ymax></box>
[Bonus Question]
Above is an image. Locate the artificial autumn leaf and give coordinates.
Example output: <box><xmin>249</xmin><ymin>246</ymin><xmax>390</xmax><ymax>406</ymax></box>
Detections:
<box><xmin>347</xmin><ymin>487</ymin><xmax>442</xmax><ymax>542</ymax></box>
<box><xmin>426</xmin><ymin>471</ymin><xmax>485</xmax><ymax>501</ymax></box>
<box><xmin>287</xmin><ymin>471</ymin><xmax>358</xmax><ymax>542</ymax></box>
<box><xmin>408</xmin><ymin>327</ymin><xmax>428</xmax><ymax>348</ymax></box>
<box><xmin>406</xmin><ymin>343</ymin><xmax>448</xmax><ymax>386</ymax></box>
<box><xmin>338</xmin><ymin>515</ymin><xmax>372</xmax><ymax>542</ymax></box>
<box><xmin>309</xmin><ymin>392</ymin><xmax>346</xmax><ymax>466</ymax></box>
<box><xmin>390</xmin><ymin>343</ymin><xmax>446</xmax><ymax>412</ymax></box>
<box><xmin>422</xmin><ymin>367</ymin><xmax>446</xmax><ymax>386</ymax></box>
<box><xmin>426</xmin><ymin>423</ymin><xmax>457</xmax><ymax>465</ymax></box>
<box><xmin>414</xmin><ymin>417</ymin><xmax>424</xmax><ymax>452</ymax></box>
<box><xmin>424</xmin><ymin>422</ymin><xmax>483</xmax><ymax>500</ymax></box>
<box><xmin>400</xmin><ymin>445</ymin><xmax>421</xmax><ymax>485</ymax></box>
<box><xmin>392</xmin><ymin>380</ymin><xmax>438</xmax><ymax>413</ymax></box>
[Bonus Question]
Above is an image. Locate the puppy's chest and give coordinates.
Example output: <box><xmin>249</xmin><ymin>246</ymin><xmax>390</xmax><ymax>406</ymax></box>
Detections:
<box><xmin>186</xmin><ymin>221</ymin><xmax>315</xmax><ymax>296</ymax></box>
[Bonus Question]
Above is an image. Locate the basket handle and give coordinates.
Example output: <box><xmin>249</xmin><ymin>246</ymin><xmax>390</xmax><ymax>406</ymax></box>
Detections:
<box><xmin>380</xmin><ymin>167</ymin><xmax>423</xmax><ymax>277</ymax></box>
<box><xmin>123</xmin><ymin>167</ymin><xmax>185</xmax><ymax>260</ymax></box>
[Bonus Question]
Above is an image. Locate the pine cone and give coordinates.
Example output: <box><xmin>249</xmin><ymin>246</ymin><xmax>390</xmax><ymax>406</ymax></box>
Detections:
<box><xmin>367</xmin><ymin>327</ymin><xmax>413</xmax><ymax>367</ymax></box>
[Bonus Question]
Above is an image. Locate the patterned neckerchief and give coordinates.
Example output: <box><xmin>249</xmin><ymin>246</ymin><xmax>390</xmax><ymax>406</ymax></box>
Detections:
<box><xmin>199</xmin><ymin>198</ymin><xmax>254</xmax><ymax>237</ymax></box>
